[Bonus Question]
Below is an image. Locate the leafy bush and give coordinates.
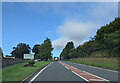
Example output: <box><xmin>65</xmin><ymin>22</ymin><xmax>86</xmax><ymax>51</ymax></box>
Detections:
<box><xmin>24</xmin><ymin>63</ymin><xmax>30</xmax><ymax>67</ymax></box>
<box><xmin>28</xmin><ymin>59</ymin><xmax>35</xmax><ymax>66</ymax></box>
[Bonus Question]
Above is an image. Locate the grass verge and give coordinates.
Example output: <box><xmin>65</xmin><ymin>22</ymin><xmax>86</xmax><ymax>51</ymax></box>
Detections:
<box><xmin>2</xmin><ymin>61</ymin><xmax>52</xmax><ymax>82</ymax></box>
<box><xmin>66</xmin><ymin>58</ymin><xmax>119</xmax><ymax>70</ymax></box>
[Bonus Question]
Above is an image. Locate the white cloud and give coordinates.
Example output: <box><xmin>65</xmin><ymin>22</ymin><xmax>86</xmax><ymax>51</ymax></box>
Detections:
<box><xmin>52</xmin><ymin>37</ymin><xmax>69</xmax><ymax>50</ymax></box>
<box><xmin>52</xmin><ymin>2</ymin><xmax>118</xmax><ymax>50</ymax></box>
<box><xmin>52</xmin><ymin>20</ymin><xmax>99</xmax><ymax>50</ymax></box>
<box><xmin>58</xmin><ymin>21</ymin><xmax>98</xmax><ymax>41</ymax></box>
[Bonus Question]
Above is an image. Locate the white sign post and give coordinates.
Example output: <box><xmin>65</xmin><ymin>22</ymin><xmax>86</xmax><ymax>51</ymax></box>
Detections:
<box><xmin>24</xmin><ymin>54</ymin><xmax>34</xmax><ymax>59</ymax></box>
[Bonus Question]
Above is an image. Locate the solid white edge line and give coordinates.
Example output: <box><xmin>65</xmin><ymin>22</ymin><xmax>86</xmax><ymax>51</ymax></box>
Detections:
<box><xmin>72</xmin><ymin>71</ymin><xmax>89</xmax><ymax>82</ymax></box>
<box><xmin>64</xmin><ymin>62</ymin><xmax>110</xmax><ymax>82</ymax></box>
<box><xmin>65</xmin><ymin>66</ymin><xmax>69</xmax><ymax>70</ymax></box>
<box><xmin>83</xmin><ymin>71</ymin><xmax>109</xmax><ymax>81</ymax></box>
<box><xmin>29</xmin><ymin>62</ymin><xmax>53</xmax><ymax>83</ymax></box>
<box><xmin>90</xmin><ymin>79</ymin><xmax>107</xmax><ymax>81</ymax></box>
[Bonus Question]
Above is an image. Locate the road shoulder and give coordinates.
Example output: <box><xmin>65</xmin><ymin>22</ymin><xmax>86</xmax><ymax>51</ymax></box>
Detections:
<box><xmin>20</xmin><ymin>62</ymin><xmax>52</xmax><ymax>83</ymax></box>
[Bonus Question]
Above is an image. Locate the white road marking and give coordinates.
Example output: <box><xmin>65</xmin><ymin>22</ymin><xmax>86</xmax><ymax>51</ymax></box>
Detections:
<box><xmin>72</xmin><ymin>68</ymin><xmax>109</xmax><ymax>82</ymax></box>
<box><xmin>72</xmin><ymin>71</ymin><xmax>89</xmax><ymax>82</ymax></box>
<box><xmin>83</xmin><ymin>71</ymin><xmax>109</xmax><ymax>81</ymax></box>
<box><xmin>64</xmin><ymin>62</ymin><xmax>110</xmax><ymax>82</ymax></box>
<box><xmin>29</xmin><ymin>62</ymin><xmax>53</xmax><ymax>83</ymax></box>
<box><xmin>65</xmin><ymin>66</ymin><xmax>69</xmax><ymax>70</ymax></box>
<box><xmin>90</xmin><ymin>79</ymin><xmax>105</xmax><ymax>81</ymax></box>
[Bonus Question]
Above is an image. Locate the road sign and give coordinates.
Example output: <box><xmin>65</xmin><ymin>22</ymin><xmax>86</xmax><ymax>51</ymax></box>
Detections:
<box><xmin>24</xmin><ymin>54</ymin><xmax>34</xmax><ymax>59</ymax></box>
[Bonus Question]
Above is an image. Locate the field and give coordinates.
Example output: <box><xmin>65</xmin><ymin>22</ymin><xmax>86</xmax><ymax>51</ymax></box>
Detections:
<box><xmin>2</xmin><ymin>61</ymin><xmax>52</xmax><ymax>82</ymax></box>
<box><xmin>67</xmin><ymin>58</ymin><xmax>119</xmax><ymax>70</ymax></box>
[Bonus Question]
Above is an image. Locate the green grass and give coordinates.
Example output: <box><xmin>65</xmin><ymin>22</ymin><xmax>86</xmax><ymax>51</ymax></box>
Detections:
<box><xmin>0</xmin><ymin>70</ymin><xmax>2</xmax><ymax>83</ymax></box>
<box><xmin>2</xmin><ymin>61</ymin><xmax>52</xmax><ymax>82</ymax></box>
<box><xmin>66</xmin><ymin>58</ymin><xmax>119</xmax><ymax>70</ymax></box>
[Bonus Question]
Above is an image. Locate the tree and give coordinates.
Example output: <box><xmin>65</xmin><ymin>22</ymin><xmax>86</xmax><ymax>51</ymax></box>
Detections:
<box><xmin>32</xmin><ymin>44</ymin><xmax>40</xmax><ymax>58</ymax></box>
<box><xmin>0</xmin><ymin>47</ymin><xmax>3</xmax><ymax>57</ymax></box>
<box><xmin>11</xmin><ymin>43</ymin><xmax>31</xmax><ymax>59</ymax></box>
<box><xmin>62</xmin><ymin>49</ymin><xmax>69</xmax><ymax>59</ymax></box>
<box><xmin>38</xmin><ymin>38</ymin><xmax>54</xmax><ymax>60</ymax></box>
<box><xmin>68</xmin><ymin>48</ymin><xmax>78</xmax><ymax>58</ymax></box>
<box><xmin>60</xmin><ymin>18</ymin><xmax>120</xmax><ymax>58</ymax></box>
<box><xmin>65</xmin><ymin>42</ymin><xmax>74</xmax><ymax>50</ymax></box>
<box><xmin>94</xmin><ymin>17</ymin><xmax>120</xmax><ymax>57</ymax></box>
<box><xmin>60</xmin><ymin>41</ymin><xmax>74</xmax><ymax>59</ymax></box>
<box><xmin>43</xmin><ymin>37</ymin><xmax>54</xmax><ymax>59</ymax></box>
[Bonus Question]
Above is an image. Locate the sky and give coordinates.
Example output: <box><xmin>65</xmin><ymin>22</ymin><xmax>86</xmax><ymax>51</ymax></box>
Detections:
<box><xmin>2</xmin><ymin>2</ymin><xmax>118</xmax><ymax>57</ymax></box>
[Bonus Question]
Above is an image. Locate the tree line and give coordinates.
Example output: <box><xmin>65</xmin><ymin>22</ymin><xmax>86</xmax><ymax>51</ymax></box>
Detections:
<box><xmin>1</xmin><ymin>38</ymin><xmax>53</xmax><ymax>60</ymax></box>
<box><xmin>60</xmin><ymin>18</ymin><xmax>120</xmax><ymax>59</ymax></box>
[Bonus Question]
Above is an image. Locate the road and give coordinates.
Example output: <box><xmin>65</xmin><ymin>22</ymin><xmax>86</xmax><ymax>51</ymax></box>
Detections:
<box><xmin>29</xmin><ymin>61</ymin><xmax>119</xmax><ymax>83</ymax></box>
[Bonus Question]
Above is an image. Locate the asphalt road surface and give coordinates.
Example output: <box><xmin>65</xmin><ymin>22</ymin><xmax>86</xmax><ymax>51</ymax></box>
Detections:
<box><xmin>30</xmin><ymin>61</ymin><xmax>119</xmax><ymax>82</ymax></box>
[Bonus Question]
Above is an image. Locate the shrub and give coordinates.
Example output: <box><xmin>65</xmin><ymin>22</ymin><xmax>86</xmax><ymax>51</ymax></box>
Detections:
<box><xmin>28</xmin><ymin>59</ymin><xmax>35</xmax><ymax>66</ymax></box>
<box><xmin>24</xmin><ymin>63</ymin><xmax>30</xmax><ymax>67</ymax></box>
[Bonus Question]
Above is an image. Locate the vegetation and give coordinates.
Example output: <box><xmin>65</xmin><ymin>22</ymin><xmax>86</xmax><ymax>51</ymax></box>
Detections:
<box><xmin>0</xmin><ymin>47</ymin><xmax>3</xmax><ymax>57</ymax></box>
<box><xmin>60</xmin><ymin>42</ymin><xmax>74</xmax><ymax>59</ymax></box>
<box><xmin>11</xmin><ymin>43</ymin><xmax>31</xmax><ymax>59</ymax></box>
<box><xmin>66</xmin><ymin>58</ymin><xmax>119</xmax><ymax>70</ymax></box>
<box><xmin>32</xmin><ymin>44</ymin><xmax>40</xmax><ymax>57</ymax></box>
<box><xmin>60</xmin><ymin>18</ymin><xmax>120</xmax><ymax>59</ymax></box>
<box><xmin>28</xmin><ymin>59</ymin><xmax>35</xmax><ymax>66</ymax></box>
<box><xmin>7</xmin><ymin>37</ymin><xmax>53</xmax><ymax>60</ymax></box>
<box><xmin>35</xmin><ymin>38</ymin><xmax>54</xmax><ymax>60</ymax></box>
<box><xmin>2</xmin><ymin>61</ymin><xmax>52</xmax><ymax>82</ymax></box>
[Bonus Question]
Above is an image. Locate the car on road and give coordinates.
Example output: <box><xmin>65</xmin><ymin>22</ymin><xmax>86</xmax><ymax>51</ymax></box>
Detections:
<box><xmin>35</xmin><ymin>59</ymin><xmax>41</xmax><ymax>62</ymax></box>
<box><xmin>55</xmin><ymin>58</ymin><xmax>58</xmax><ymax>61</ymax></box>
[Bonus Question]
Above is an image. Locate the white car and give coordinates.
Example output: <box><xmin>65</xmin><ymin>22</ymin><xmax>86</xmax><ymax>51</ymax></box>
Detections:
<box><xmin>35</xmin><ymin>59</ymin><xmax>41</xmax><ymax>62</ymax></box>
<box><xmin>55</xmin><ymin>58</ymin><xmax>58</xmax><ymax>61</ymax></box>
